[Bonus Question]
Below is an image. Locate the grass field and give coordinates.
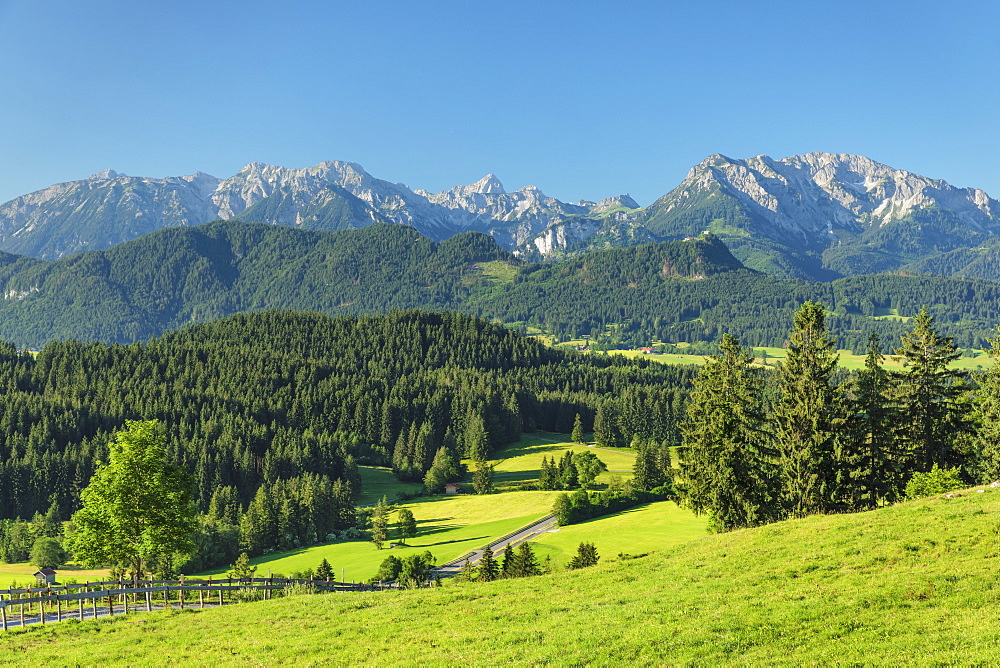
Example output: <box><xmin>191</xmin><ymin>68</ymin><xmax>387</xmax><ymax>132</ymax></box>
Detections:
<box><xmin>8</xmin><ymin>485</ymin><xmax>1000</xmax><ymax>662</ymax></box>
<box><xmin>489</xmin><ymin>432</ymin><xmax>638</xmax><ymax>483</ymax></box>
<box><xmin>0</xmin><ymin>562</ymin><xmax>111</xmax><ymax>589</ymax></box>
<box><xmin>356</xmin><ymin>466</ymin><xmax>423</xmax><ymax>506</ymax></box>
<box><xmin>529</xmin><ymin>499</ymin><xmax>708</xmax><ymax>563</ymax></box>
<box><xmin>194</xmin><ymin>491</ymin><xmax>563</xmax><ymax>582</ymax></box>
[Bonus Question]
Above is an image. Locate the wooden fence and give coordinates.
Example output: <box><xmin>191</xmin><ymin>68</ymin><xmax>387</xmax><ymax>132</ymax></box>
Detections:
<box><xmin>0</xmin><ymin>577</ymin><xmax>388</xmax><ymax>631</ymax></box>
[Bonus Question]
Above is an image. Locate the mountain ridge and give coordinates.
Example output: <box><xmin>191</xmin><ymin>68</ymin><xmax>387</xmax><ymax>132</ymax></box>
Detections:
<box><xmin>3</xmin><ymin>153</ymin><xmax>999</xmax><ymax>280</ymax></box>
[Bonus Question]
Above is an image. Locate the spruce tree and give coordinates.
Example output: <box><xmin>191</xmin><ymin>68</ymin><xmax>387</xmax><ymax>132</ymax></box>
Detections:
<box><xmin>632</xmin><ymin>436</ymin><xmax>663</xmax><ymax>491</ymax></box>
<box><xmin>893</xmin><ymin>307</ymin><xmax>971</xmax><ymax>473</ymax></box>
<box><xmin>370</xmin><ymin>496</ymin><xmax>389</xmax><ymax>549</ymax></box>
<box><xmin>472</xmin><ymin>460</ymin><xmax>495</xmax><ymax>495</ymax></box>
<box><xmin>477</xmin><ymin>545</ymin><xmax>499</xmax><ymax>581</ymax></box>
<box><xmin>538</xmin><ymin>456</ymin><xmax>559</xmax><ymax>490</ymax></box>
<box><xmin>558</xmin><ymin>450</ymin><xmax>578</xmax><ymax>488</ymax></box>
<box><xmin>315</xmin><ymin>557</ymin><xmax>334</xmax><ymax>581</ymax></box>
<box><xmin>517</xmin><ymin>542</ymin><xmax>541</xmax><ymax>576</ymax></box>
<box><xmin>500</xmin><ymin>544</ymin><xmax>515</xmax><ymax>578</ymax></box>
<box><xmin>845</xmin><ymin>335</ymin><xmax>902</xmax><ymax>508</ymax></box>
<box><xmin>774</xmin><ymin>301</ymin><xmax>847</xmax><ymax>517</ymax></box>
<box><xmin>970</xmin><ymin>327</ymin><xmax>1000</xmax><ymax>481</ymax></box>
<box><xmin>680</xmin><ymin>333</ymin><xmax>778</xmax><ymax>531</ymax></box>
<box><xmin>571</xmin><ymin>413</ymin><xmax>585</xmax><ymax>443</ymax></box>
<box><xmin>567</xmin><ymin>541</ymin><xmax>599</xmax><ymax>569</ymax></box>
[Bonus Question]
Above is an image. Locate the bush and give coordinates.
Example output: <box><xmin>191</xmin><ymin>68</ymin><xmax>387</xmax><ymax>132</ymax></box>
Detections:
<box><xmin>905</xmin><ymin>465</ymin><xmax>965</xmax><ymax>499</ymax></box>
<box><xmin>30</xmin><ymin>537</ymin><xmax>67</xmax><ymax>570</ymax></box>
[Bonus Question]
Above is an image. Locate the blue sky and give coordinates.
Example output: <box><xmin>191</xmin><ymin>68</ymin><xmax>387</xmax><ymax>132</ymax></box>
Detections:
<box><xmin>0</xmin><ymin>0</ymin><xmax>997</xmax><ymax>206</ymax></box>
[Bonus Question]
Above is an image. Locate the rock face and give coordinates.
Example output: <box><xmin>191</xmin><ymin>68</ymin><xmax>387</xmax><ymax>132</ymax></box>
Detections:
<box><xmin>0</xmin><ymin>162</ymin><xmax>639</xmax><ymax>260</ymax></box>
<box><xmin>643</xmin><ymin>152</ymin><xmax>1000</xmax><ymax>278</ymax></box>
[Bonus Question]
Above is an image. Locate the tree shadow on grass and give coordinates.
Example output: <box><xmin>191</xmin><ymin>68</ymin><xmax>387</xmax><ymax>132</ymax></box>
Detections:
<box><xmin>493</xmin><ymin>442</ymin><xmax>565</xmax><ymax>461</ymax></box>
<box><xmin>411</xmin><ymin>535</ymin><xmax>489</xmax><ymax>548</ymax></box>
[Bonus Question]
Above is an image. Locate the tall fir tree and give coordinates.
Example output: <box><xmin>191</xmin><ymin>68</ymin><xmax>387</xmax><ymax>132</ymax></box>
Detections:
<box><xmin>774</xmin><ymin>302</ymin><xmax>847</xmax><ymax>517</ymax></box>
<box><xmin>370</xmin><ymin>496</ymin><xmax>389</xmax><ymax>550</ymax></box>
<box><xmin>631</xmin><ymin>436</ymin><xmax>663</xmax><ymax>492</ymax></box>
<box><xmin>516</xmin><ymin>542</ymin><xmax>541</xmax><ymax>577</ymax></box>
<box><xmin>679</xmin><ymin>333</ymin><xmax>778</xmax><ymax>531</ymax></box>
<box><xmin>477</xmin><ymin>545</ymin><xmax>499</xmax><ymax>582</ymax></box>
<box><xmin>967</xmin><ymin>327</ymin><xmax>1000</xmax><ymax>482</ymax></box>
<box><xmin>845</xmin><ymin>335</ymin><xmax>902</xmax><ymax>508</ymax></box>
<box><xmin>893</xmin><ymin>307</ymin><xmax>971</xmax><ymax>473</ymax></box>
<box><xmin>571</xmin><ymin>413</ymin><xmax>585</xmax><ymax>444</ymax></box>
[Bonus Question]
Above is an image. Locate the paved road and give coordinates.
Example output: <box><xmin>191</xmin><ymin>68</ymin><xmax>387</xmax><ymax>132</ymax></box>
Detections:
<box><xmin>432</xmin><ymin>514</ymin><xmax>558</xmax><ymax>578</ymax></box>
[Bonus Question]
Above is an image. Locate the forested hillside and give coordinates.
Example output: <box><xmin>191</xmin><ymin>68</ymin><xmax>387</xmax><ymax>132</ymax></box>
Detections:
<box><xmin>0</xmin><ymin>221</ymin><xmax>512</xmax><ymax>345</ymax></box>
<box><xmin>0</xmin><ymin>310</ymin><xmax>692</xmax><ymax>569</ymax></box>
<box><xmin>0</xmin><ymin>220</ymin><xmax>999</xmax><ymax>351</ymax></box>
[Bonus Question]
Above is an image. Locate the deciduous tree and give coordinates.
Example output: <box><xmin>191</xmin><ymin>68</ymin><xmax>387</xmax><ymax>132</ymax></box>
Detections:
<box><xmin>396</xmin><ymin>508</ymin><xmax>417</xmax><ymax>544</ymax></box>
<box><xmin>69</xmin><ymin>420</ymin><xmax>197</xmax><ymax>579</ymax></box>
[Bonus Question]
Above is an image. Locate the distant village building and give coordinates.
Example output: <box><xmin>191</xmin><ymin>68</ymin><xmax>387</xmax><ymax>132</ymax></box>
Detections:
<box><xmin>444</xmin><ymin>483</ymin><xmax>460</xmax><ymax>495</ymax></box>
<box><xmin>34</xmin><ymin>568</ymin><xmax>56</xmax><ymax>585</ymax></box>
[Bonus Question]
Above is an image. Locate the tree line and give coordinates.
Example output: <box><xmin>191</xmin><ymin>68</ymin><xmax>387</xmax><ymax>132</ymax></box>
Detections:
<box><xmin>678</xmin><ymin>301</ymin><xmax>1000</xmax><ymax>531</ymax></box>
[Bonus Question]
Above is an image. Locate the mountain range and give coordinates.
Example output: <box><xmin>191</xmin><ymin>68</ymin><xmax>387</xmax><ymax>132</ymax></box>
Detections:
<box><xmin>4</xmin><ymin>153</ymin><xmax>999</xmax><ymax>280</ymax></box>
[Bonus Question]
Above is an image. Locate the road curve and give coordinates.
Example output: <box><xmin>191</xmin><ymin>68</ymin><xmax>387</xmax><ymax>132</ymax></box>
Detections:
<box><xmin>432</xmin><ymin>514</ymin><xmax>558</xmax><ymax>578</ymax></box>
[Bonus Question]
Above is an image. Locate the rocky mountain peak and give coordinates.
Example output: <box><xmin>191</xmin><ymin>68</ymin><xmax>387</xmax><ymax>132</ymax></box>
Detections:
<box><xmin>87</xmin><ymin>169</ymin><xmax>122</xmax><ymax>181</ymax></box>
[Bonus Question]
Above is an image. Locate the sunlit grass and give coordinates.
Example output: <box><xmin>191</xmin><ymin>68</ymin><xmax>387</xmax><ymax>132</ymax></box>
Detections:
<box><xmin>10</xmin><ymin>486</ymin><xmax>1000</xmax><ymax>663</ymax></box>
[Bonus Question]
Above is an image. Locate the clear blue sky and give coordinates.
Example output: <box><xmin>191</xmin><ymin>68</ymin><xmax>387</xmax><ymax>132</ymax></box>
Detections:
<box><xmin>1</xmin><ymin>0</ymin><xmax>997</xmax><ymax>207</ymax></box>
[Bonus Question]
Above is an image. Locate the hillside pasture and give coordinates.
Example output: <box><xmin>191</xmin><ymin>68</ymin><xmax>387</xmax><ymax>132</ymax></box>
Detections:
<box><xmin>11</xmin><ymin>486</ymin><xmax>1000</xmax><ymax>662</ymax></box>
<box><xmin>486</xmin><ymin>432</ymin><xmax>638</xmax><ymax>486</ymax></box>
<box><xmin>529</xmin><ymin>499</ymin><xmax>708</xmax><ymax>565</ymax></box>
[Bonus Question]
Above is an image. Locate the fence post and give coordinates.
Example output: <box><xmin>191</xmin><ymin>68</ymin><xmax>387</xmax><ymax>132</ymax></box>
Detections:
<box><xmin>179</xmin><ymin>576</ymin><xmax>184</xmax><ymax>609</ymax></box>
<box><xmin>146</xmin><ymin>588</ymin><xmax>152</xmax><ymax>612</ymax></box>
<box><xmin>1</xmin><ymin>601</ymin><xmax>6</xmax><ymax>631</ymax></box>
<box><xmin>79</xmin><ymin>594</ymin><xmax>84</xmax><ymax>621</ymax></box>
<box><xmin>56</xmin><ymin>595</ymin><xmax>61</xmax><ymax>623</ymax></box>
<box><xmin>39</xmin><ymin>599</ymin><xmax>44</xmax><ymax>625</ymax></box>
<box><xmin>92</xmin><ymin>590</ymin><xmax>98</xmax><ymax>620</ymax></box>
<box><xmin>218</xmin><ymin>584</ymin><xmax>223</xmax><ymax>607</ymax></box>
<box><xmin>107</xmin><ymin>592</ymin><xmax>114</xmax><ymax>618</ymax></box>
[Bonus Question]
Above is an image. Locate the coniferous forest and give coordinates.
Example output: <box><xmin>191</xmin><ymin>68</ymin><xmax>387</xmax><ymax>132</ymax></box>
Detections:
<box><xmin>677</xmin><ymin>302</ymin><xmax>1000</xmax><ymax>532</ymax></box>
<box><xmin>0</xmin><ymin>309</ymin><xmax>693</xmax><ymax>570</ymax></box>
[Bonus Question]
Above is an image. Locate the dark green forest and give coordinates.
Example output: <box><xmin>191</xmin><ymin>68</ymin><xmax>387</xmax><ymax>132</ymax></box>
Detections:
<box><xmin>0</xmin><ymin>309</ymin><xmax>692</xmax><ymax>569</ymax></box>
<box><xmin>2</xmin><ymin>220</ymin><xmax>1000</xmax><ymax>352</ymax></box>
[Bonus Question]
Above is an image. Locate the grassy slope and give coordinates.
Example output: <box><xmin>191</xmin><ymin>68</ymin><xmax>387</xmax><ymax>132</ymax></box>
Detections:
<box><xmin>7</xmin><ymin>487</ymin><xmax>1000</xmax><ymax>663</ymax></box>
<box><xmin>489</xmin><ymin>433</ymin><xmax>638</xmax><ymax>477</ymax></box>
<box><xmin>530</xmin><ymin>500</ymin><xmax>707</xmax><ymax>562</ymax></box>
<box><xmin>356</xmin><ymin>466</ymin><xmax>424</xmax><ymax>506</ymax></box>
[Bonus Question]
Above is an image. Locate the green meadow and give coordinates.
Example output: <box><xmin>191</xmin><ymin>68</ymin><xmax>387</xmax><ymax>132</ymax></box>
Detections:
<box><xmin>7</xmin><ymin>485</ymin><xmax>1000</xmax><ymax>663</ymax></box>
<box><xmin>529</xmin><ymin>499</ymin><xmax>707</xmax><ymax>562</ymax></box>
<box><xmin>194</xmin><ymin>491</ymin><xmax>564</xmax><ymax>582</ymax></box>
<box><xmin>488</xmin><ymin>432</ymin><xmax>637</xmax><ymax>479</ymax></box>
<box><xmin>0</xmin><ymin>563</ymin><xmax>112</xmax><ymax>590</ymax></box>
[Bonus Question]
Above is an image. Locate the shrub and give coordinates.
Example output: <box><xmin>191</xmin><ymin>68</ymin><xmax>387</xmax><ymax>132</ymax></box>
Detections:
<box><xmin>905</xmin><ymin>465</ymin><xmax>965</xmax><ymax>499</ymax></box>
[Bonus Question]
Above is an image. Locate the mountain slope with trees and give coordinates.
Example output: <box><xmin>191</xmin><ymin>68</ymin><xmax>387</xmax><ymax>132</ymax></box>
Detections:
<box><xmin>0</xmin><ymin>309</ymin><xmax>694</xmax><ymax>570</ymax></box>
